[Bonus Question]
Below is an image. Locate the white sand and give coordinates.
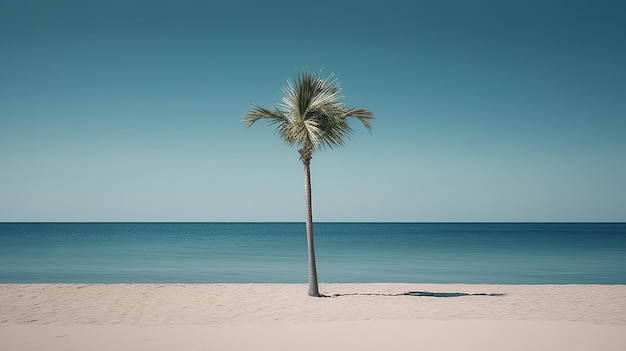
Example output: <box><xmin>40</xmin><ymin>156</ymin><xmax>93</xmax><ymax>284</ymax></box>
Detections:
<box><xmin>1</xmin><ymin>284</ymin><xmax>625</xmax><ymax>350</ymax></box>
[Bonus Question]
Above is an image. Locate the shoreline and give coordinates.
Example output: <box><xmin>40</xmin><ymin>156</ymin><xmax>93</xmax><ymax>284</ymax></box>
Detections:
<box><xmin>2</xmin><ymin>283</ymin><xmax>626</xmax><ymax>350</ymax></box>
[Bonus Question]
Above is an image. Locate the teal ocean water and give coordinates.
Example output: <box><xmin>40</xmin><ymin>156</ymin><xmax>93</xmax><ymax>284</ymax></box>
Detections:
<box><xmin>1</xmin><ymin>222</ymin><xmax>625</xmax><ymax>284</ymax></box>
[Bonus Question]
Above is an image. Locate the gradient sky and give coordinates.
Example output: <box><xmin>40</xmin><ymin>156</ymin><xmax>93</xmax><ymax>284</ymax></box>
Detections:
<box><xmin>1</xmin><ymin>0</ymin><xmax>625</xmax><ymax>222</ymax></box>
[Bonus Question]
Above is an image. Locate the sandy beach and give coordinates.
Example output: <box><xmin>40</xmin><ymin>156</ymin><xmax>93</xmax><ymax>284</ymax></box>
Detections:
<box><xmin>1</xmin><ymin>283</ymin><xmax>625</xmax><ymax>350</ymax></box>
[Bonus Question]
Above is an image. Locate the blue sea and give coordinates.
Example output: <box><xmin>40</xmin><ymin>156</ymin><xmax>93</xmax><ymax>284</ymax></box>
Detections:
<box><xmin>1</xmin><ymin>222</ymin><xmax>625</xmax><ymax>284</ymax></box>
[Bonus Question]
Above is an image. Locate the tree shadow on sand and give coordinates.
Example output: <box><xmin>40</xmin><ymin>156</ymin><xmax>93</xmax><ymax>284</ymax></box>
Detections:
<box><xmin>324</xmin><ymin>291</ymin><xmax>506</xmax><ymax>298</ymax></box>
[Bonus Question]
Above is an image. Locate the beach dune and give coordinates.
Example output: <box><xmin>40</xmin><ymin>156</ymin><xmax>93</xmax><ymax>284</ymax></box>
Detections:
<box><xmin>1</xmin><ymin>283</ymin><xmax>625</xmax><ymax>350</ymax></box>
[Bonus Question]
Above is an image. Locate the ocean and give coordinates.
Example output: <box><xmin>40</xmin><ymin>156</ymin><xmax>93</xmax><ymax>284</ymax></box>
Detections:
<box><xmin>1</xmin><ymin>222</ymin><xmax>625</xmax><ymax>284</ymax></box>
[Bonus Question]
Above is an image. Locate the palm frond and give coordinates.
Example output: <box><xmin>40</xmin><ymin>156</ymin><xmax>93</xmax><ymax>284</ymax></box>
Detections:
<box><xmin>308</xmin><ymin>73</ymin><xmax>341</xmax><ymax>112</ymax></box>
<box><xmin>343</xmin><ymin>107</ymin><xmax>374</xmax><ymax>133</ymax></box>
<box><xmin>280</xmin><ymin>71</ymin><xmax>342</xmax><ymax>121</ymax></box>
<box><xmin>242</xmin><ymin>106</ymin><xmax>289</xmax><ymax>128</ymax></box>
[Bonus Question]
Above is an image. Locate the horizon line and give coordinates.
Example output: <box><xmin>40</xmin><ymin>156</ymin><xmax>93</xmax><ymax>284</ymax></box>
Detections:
<box><xmin>1</xmin><ymin>221</ymin><xmax>624</xmax><ymax>224</ymax></box>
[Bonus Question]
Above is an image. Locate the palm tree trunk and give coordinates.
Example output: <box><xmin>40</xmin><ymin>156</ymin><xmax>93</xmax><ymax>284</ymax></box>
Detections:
<box><xmin>300</xmin><ymin>149</ymin><xmax>320</xmax><ymax>297</ymax></box>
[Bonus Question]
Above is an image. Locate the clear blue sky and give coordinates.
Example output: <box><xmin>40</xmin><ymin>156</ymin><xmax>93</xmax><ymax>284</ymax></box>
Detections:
<box><xmin>1</xmin><ymin>0</ymin><xmax>624</xmax><ymax>222</ymax></box>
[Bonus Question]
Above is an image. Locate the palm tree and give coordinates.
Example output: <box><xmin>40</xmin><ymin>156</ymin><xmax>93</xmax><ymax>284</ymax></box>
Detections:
<box><xmin>242</xmin><ymin>70</ymin><xmax>373</xmax><ymax>297</ymax></box>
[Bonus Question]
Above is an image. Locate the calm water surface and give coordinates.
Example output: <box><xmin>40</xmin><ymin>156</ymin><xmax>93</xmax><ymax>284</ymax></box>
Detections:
<box><xmin>1</xmin><ymin>222</ymin><xmax>624</xmax><ymax>284</ymax></box>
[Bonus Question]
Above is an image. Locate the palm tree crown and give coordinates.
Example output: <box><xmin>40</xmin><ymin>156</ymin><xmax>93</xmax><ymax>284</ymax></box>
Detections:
<box><xmin>242</xmin><ymin>71</ymin><xmax>373</xmax><ymax>153</ymax></box>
